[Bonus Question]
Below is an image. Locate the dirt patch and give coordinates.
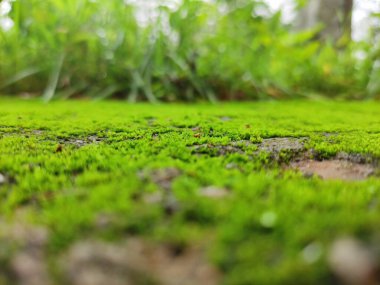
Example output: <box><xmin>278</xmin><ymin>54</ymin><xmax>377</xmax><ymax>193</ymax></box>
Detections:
<box><xmin>138</xmin><ymin>168</ymin><xmax>181</xmax><ymax>215</ymax></box>
<box><xmin>0</xmin><ymin>221</ymin><xmax>220</xmax><ymax>285</ymax></box>
<box><xmin>257</xmin><ymin>137</ymin><xmax>309</xmax><ymax>162</ymax></box>
<box><xmin>335</xmin><ymin>152</ymin><xmax>375</xmax><ymax>165</ymax></box>
<box><xmin>190</xmin><ymin>137</ymin><xmax>308</xmax><ymax>158</ymax></box>
<box><xmin>0</xmin><ymin>222</ymin><xmax>51</xmax><ymax>285</ymax></box>
<box><xmin>62</xmin><ymin>240</ymin><xmax>149</xmax><ymax>285</ymax></box>
<box><xmin>291</xmin><ymin>160</ymin><xmax>375</xmax><ymax>181</ymax></box>
<box><xmin>148</xmin><ymin>168</ymin><xmax>181</xmax><ymax>191</ymax></box>
<box><xmin>62</xmin><ymin>238</ymin><xmax>221</xmax><ymax>285</ymax></box>
<box><xmin>190</xmin><ymin>137</ymin><xmax>378</xmax><ymax>181</ymax></box>
<box><xmin>190</xmin><ymin>143</ymin><xmax>246</xmax><ymax>156</ymax></box>
<box><xmin>0</xmin><ymin>128</ymin><xmax>45</xmax><ymax>137</ymax></box>
<box><xmin>59</xmin><ymin>135</ymin><xmax>104</xmax><ymax>148</ymax></box>
<box><xmin>258</xmin><ymin>137</ymin><xmax>308</xmax><ymax>153</ymax></box>
<box><xmin>1</xmin><ymin>129</ymin><xmax>105</xmax><ymax>148</ymax></box>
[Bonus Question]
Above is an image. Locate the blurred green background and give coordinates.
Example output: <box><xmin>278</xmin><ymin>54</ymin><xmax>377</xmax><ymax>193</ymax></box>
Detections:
<box><xmin>0</xmin><ymin>0</ymin><xmax>379</xmax><ymax>102</ymax></box>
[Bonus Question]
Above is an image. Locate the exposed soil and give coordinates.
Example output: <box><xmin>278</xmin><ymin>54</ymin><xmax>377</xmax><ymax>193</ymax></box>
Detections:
<box><xmin>335</xmin><ymin>152</ymin><xmax>375</xmax><ymax>165</ymax></box>
<box><xmin>257</xmin><ymin>137</ymin><xmax>310</xmax><ymax>162</ymax></box>
<box><xmin>0</xmin><ymin>221</ymin><xmax>50</xmax><ymax>285</ymax></box>
<box><xmin>190</xmin><ymin>136</ymin><xmax>379</xmax><ymax>181</ymax></box>
<box><xmin>0</xmin><ymin>220</ymin><xmax>220</xmax><ymax>285</ymax></box>
<box><xmin>59</xmin><ymin>135</ymin><xmax>104</xmax><ymax>148</ymax></box>
<box><xmin>190</xmin><ymin>137</ymin><xmax>309</xmax><ymax>159</ymax></box>
<box><xmin>62</xmin><ymin>238</ymin><xmax>221</xmax><ymax>285</ymax></box>
<box><xmin>0</xmin><ymin>129</ymin><xmax>105</xmax><ymax>149</ymax></box>
<box><xmin>190</xmin><ymin>142</ymin><xmax>246</xmax><ymax>156</ymax></box>
<box><xmin>138</xmin><ymin>168</ymin><xmax>181</xmax><ymax>215</ymax></box>
<box><xmin>258</xmin><ymin>137</ymin><xmax>308</xmax><ymax>153</ymax></box>
<box><xmin>258</xmin><ymin>137</ymin><xmax>377</xmax><ymax>180</ymax></box>
<box><xmin>147</xmin><ymin>168</ymin><xmax>181</xmax><ymax>191</ymax></box>
<box><xmin>290</xmin><ymin>160</ymin><xmax>375</xmax><ymax>181</ymax></box>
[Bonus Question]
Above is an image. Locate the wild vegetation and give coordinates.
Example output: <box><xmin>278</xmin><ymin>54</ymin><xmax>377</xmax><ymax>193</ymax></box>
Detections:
<box><xmin>0</xmin><ymin>99</ymin><xmax>380</xmax><ymax>284</ymax></box>
<box><xmin>1</xmin><ymin>0</ymin><xmax>380</xmax><ymax>284</ymax></box>
<box><xmin>0</xmin><ymin>0</ymin><xmax>379</xmax><ymax>101</ymax></box>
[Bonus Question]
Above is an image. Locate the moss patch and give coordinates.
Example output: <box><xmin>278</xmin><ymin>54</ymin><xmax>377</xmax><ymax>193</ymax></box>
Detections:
<box><xmin>0</xmin><ymin>99</ymin><xmax>380</xmax><ymax>284</ymax></box>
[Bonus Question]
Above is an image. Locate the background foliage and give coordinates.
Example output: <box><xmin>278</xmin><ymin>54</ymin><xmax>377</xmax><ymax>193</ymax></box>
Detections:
<box><xmin>0</xmin><ymin>0</ymin><xmax>379</xmax><ymax>101</ymax></box>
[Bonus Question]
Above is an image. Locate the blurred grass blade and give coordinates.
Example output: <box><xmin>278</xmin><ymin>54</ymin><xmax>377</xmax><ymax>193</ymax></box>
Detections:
<box><xmin>168</xmin><ymin>54</ymin><xmax>217</xmax><ymax>102</ymax></box>
<box><xmin>142</xmin><ymin>76</ymin><xmax>158</xmax><ymax>103</ymax></box>
<box><xmin>0</xmin><ymin>67</ymin><xmax>41</xmax><ymax>89</ymax></box>
<box><xmin>43</xmin><ymin>52</ymin><xmax>65</xmax><ymax>102</ymax></box>
<box><xmin>130</xmin><ymin>71</ymin><xmax>159</xmax><ymax>103</ymax></box>
<box><xmin>94</xmin><ymin>85</ymin><xmax>120</xmax><ymax>101</ymax></box>
<box><xmin>127</xmin><ymin>81</ymin><xmax>139</xmax><ymax>103</ymax></box>
<box><xmin>54</xmin><ymin>83</ymin><xmax>88</xmax><ymax>100</ymax></box>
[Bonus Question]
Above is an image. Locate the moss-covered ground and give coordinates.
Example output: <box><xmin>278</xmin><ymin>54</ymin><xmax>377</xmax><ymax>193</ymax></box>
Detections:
<box><xmin>1</xmin><ymin>99</ymin><xmax>380</xmax><ymax>284</ymax></box>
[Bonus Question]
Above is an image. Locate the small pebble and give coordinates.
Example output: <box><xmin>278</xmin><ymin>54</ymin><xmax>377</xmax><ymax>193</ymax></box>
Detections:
<box><xmin>199</xmin><ymin>186</ymin><xmax>229</xmax><ymax>199</ymax></box>
<box><xmin>302</xmin><ymin>242</ymin><xmax>323</xmax><ymax>264</ymax></box>
<box><xmin>260</xmin><ymin>211</ymin><xmax>277</xmax><ymax>228</ymax></box>
<box><xmin>220</xmin><ymin>116</ymin><xmax>232</xmax><ymax>122</ymax></box>
<box><xmin>225</xmin><ymin>163</ymin><xmax>238</xmax><ymax>170</ymax></box>
<box><xmin>328</xmin><ymin>238</ymin><xmax>378</xmax><ymax>285</ymax></box>
<box><xmin>0</xmin><ymin>173</ymin><xmax>6</xmax><ymax>184</ymax></box>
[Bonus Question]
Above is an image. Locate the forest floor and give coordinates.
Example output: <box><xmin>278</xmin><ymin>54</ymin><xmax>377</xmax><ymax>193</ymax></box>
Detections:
<box><xmin>0</xmin><ymin>98</ymin><xmax>380</xmax><ymax>285</ymax></box>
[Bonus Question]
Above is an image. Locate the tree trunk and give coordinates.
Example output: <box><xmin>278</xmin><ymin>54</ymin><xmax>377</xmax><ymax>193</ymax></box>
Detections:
<box><xmin>342</xmin><ymin>0</ymin><xmax>353</xmax><ymax>40</ymax></box>
<box><xmin>295</xmin><ymin>0</ymin><xmax>353</xmax><ymax>44</ymax></box>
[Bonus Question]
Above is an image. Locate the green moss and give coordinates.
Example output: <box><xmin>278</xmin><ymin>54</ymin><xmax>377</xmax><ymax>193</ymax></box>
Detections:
<box><xmin>0</xmin><ymin>98</ymin><xmax>380</xmax><ymax>284</ymax></box>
